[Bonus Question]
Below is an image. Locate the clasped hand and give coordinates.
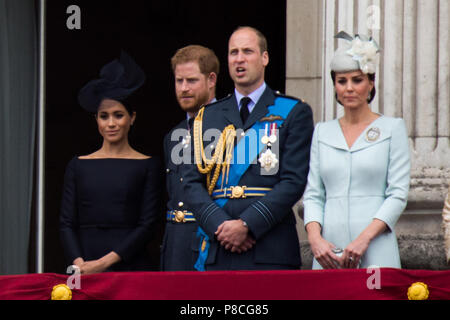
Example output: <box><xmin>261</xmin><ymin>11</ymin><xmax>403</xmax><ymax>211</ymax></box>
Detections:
<box><xmin>215</xmin><ymin>219</ymin><xmax>255</xmax><ymax>253</ymax></box>
<box><xmin>72</xmin><ymin>252</ymin><xmax>120</xmax><ymax>274</ymax></box>
<box><xmin>73</xmin><ymin>258</ymin><xmax>107</xmax><ymax>275</ymax></box>
<box><xmin>309</xmin><ymin>236</ymin><xmax>369</xmax><ymax>269</ymax></box>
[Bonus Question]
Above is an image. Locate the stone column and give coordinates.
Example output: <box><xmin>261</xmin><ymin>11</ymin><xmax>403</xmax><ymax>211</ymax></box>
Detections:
<box><xmin>285</xmin><ymin>0</ymin><xmax>323</xmax><ymax>122</ymax></box>
<box><xmin>285</xmin><ymin>0</ymin><xmax>324</xmax><ymax>253</ymax></box>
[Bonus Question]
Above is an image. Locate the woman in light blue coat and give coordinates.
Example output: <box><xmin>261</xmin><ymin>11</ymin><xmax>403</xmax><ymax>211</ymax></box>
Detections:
<box><xmin>304</xmin><ymin>32</ymin><xmax>410</xmax><ymax>269</ymax></box>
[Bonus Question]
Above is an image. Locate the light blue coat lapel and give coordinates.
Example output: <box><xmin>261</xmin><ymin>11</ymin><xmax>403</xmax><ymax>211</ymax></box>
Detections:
<box><xmin>318</xmin><ymin>116</ymin><xmax>391</xmax><ymax>152</ymax></box>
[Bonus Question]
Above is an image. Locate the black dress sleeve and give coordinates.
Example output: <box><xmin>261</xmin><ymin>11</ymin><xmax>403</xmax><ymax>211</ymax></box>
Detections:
<box><xmin>113</xmin><ymin>158</ymin><xmax>163</xmax><ymax>262</ymax></box>
<box><xmin>59</xmin><ymin>157</ymin><xmax>83</xmax><ymax>264</ymax></box>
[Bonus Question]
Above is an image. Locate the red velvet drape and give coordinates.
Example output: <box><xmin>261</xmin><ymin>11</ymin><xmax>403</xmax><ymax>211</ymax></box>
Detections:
<box><xmin>1</xmin><ymin>268</ymin><xmax>449</xmax><ymax>300</ymax></box>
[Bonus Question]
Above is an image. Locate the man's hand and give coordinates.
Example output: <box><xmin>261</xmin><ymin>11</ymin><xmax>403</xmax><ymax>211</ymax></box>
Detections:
<box><xmin>215</xmin><ymin>219</ymin><xmax>254</xmax><ymax>252</ymax></box>
<box><xmin>231</xmin><ymin>235</ymin><xmax>256</xmax><ymax>253</ymax></box>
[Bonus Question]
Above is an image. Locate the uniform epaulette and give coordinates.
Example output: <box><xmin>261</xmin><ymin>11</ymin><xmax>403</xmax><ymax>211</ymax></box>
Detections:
<box><xmin>203</xmin><ymin>94</ymin><xmax>233</xmax><ymax>108</ymax></box>
<box><xmin>274</xmin><ymin>90</ymin><xmax>307</xmax><ymax>104</ymax></box>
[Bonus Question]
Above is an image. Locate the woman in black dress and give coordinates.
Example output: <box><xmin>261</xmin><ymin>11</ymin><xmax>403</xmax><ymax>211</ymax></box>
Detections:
<box><xmin>60</xmin><ymin>52</ymin><xmax>161</xmax><ymax>274</ymax></box>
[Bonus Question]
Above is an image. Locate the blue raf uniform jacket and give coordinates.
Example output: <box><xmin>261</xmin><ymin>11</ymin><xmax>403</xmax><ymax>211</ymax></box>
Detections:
<box><xmin>180</xmin><ymin>86</ymin><xmax>314</xmax><ymax>269</ymax></box>
<box><xmin>161</xmin><ymin>118</ymin><xmax>200</xmax><ymax>271</ymax></box>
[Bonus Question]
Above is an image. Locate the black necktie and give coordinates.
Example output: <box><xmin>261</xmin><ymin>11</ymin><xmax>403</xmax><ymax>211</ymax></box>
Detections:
<box><xmin>187</xmin><ymin>117</ymin><xmax>194</xmax><ymax>130</ymax></box>
<box><xmin>240</xmin><ymin>97</ymin><xmax>251</xmax><ymax>124</ymax></box>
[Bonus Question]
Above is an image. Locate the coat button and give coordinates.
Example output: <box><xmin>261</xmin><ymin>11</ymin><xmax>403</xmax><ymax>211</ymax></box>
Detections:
<box><xmin>178</xmin><ymin>202</ymin><xmax>184</xmax><ymax>207</ymax></box>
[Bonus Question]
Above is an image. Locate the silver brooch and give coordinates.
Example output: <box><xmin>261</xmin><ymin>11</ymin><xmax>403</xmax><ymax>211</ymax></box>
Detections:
<box><xmin>365</xmin><ymin>127</ymin><xmax>380</xmax><ymax>142</ymax></box>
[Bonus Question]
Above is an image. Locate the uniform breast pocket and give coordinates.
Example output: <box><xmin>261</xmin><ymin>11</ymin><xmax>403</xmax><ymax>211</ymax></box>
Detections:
<box><xmin>249</xmin><ymin>161</ymin><xmax>280</xmax><ymax>180</ymax></box>
<box><xmin>165</xmin><ymin>161</ymin><xmax>180</xmax><ymax>192</ymax></box>
<box><xmin>277</xmin><ymin>123</ymin><xmax>287</xmax><ymax>141</ymax></box>
<box><xmin>166</xmin><ymin>161</ymin><xmax>179</xmax><ymax>174</ymax></box>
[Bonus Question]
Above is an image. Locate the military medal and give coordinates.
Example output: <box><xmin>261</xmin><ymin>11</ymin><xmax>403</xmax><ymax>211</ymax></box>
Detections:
<box><xmin>182</xmin><ymin>119</ymin><xmax>193</xmax><ymax>148</ymax></box>
<box><xmin>258</xmin><ymin>148</ymin><xmax>278</xmax><ymax>172</ymax></box>
<box><xmin>261</xmin><ymin>123</ymin><xmax>277</xmax><ymax>146</ymax></box>
<box><xmin>182</xmin><ymin>133</ymin><xmax>191</xmax><ymax>148</ymax></box>
<box><xmin>365</xmin><ymin>127</ymin><xmax>380</xmax><ymax>142</ymax></box>
<box><xmin>259</xmin><ymin>123</ymin><xmax>279</xmax><ymax>172</ymax></box>
<box><xmin>261</xmin><ymin>123</ymin><xmax>270</xmax><ymax>145</ymax></box>
<box><xmin>268</xmin><ymin>123</ymin><xmax>277</xmax><ymax>144</ymax></box>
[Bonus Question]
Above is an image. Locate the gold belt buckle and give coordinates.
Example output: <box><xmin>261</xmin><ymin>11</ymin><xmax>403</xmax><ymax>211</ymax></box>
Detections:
<box><xmin>230</xmin><ymin>186</ymin><xmax>247</xmax><ymax>199</ymax></box>
<box><xmin>174</xmin><ymin>210</ymin><xmax>186</xmax><ymax>223</ymax></box>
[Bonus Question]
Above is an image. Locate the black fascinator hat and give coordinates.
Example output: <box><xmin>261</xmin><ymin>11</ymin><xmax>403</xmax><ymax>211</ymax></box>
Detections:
<box><xmin>78</xmin><ymin>51</ymin><xmax>146</xmax><ymax>113</ymax></box>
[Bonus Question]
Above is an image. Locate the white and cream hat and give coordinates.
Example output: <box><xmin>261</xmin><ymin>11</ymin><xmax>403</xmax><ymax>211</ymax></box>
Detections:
<box><xmin>330</xmin><ymin>31</ymin><xmax>380</xmax><ymax>74</ymax></box>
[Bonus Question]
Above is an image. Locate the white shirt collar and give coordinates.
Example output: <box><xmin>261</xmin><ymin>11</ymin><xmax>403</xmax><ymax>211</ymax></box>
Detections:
<box><xmin>235</xmin><ymin>82</ymin><xmax>266</xmax><ymax>113</ymax></box>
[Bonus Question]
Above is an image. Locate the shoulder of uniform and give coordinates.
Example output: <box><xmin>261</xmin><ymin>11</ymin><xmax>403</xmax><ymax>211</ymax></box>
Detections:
<box><xmin>167</xmin><ymin>119</ymin><xmax>187</xmax><ymax>133</ymax></box>
<box><xmin>203</xmin><ymin>94</ymin><xmax>233</xmax><ymax>108</ymax></box>
<box><xmin>273</xmin><ymin>90</ymin><xmax>307</xmax><ymax>104</ymax></box>
<box><xmin>164</xmin><ymin>119</ymin><xmax>186</xmax><ymax>140</ymax></box>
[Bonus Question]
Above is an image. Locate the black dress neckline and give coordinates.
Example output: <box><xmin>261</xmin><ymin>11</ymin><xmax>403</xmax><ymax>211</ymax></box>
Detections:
<box><xmin>77</xmin><ymin>157</ymin><xmax>152</xmax><ymax>160</ymax></box>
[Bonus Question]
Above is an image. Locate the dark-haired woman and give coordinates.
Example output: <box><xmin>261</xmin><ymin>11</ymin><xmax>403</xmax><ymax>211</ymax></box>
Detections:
<box><xmin>303</xmin><ymin>33</ymin><xmax>410</xmax><ymax>269</ymax></box>
<box><xmin>60</xmin><ymin>52</ymin><xmax>161</xmax><ymax>274</ymax></box>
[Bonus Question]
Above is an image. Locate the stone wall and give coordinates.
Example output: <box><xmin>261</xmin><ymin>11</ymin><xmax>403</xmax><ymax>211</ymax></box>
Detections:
<box><xmin>287</xmin><ymin>0</ymin><xmax>450</xmax><ymax>269</ymax></box>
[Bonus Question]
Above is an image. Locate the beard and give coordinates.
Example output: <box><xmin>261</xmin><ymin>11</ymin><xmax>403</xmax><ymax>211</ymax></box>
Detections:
<box><xmin>179</xmin><ymin>101</ymin><xmax>200</xmax><ymax>114</ymax></box>
<box><xmin>177</xmin><ymin>90</ymin><xmax>211</xmax><ymax>114</ymax></box>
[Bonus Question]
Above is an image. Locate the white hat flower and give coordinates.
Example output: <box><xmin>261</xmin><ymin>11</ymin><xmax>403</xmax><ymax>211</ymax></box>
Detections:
<box><xmin>346</xmin><ymin>35</ymin><xmax>379</xmax><ymax>74</ymax></box>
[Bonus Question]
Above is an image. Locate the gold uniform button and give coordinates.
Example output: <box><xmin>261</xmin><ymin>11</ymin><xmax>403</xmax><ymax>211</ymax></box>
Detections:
<box><xmin>178</xmin><ymin>202</ymin><xmax>184</xmax><ymax>207</ymax></box>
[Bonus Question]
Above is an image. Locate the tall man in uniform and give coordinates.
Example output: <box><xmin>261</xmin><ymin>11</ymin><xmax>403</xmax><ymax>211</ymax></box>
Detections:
<box><xmin>181</xmin><ymin>26</ymin><xmax>314</xmax><ymax>270</ymax></box>
<box><xmin>161</xmin><ymin>45</ymin><xmax>220</xmax><ymax>271</ymax></box>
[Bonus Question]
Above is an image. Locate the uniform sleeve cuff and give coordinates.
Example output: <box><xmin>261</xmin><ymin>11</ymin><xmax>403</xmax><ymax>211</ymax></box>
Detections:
<box><xmin>240</xmin><ymin>200</ymin><xmax>276</xmax><ymax>240</ymax></box>
<box><xmin>198</xmin><ymin>202</ymin><xmax>232</xmax><ymax>238</ymax></box>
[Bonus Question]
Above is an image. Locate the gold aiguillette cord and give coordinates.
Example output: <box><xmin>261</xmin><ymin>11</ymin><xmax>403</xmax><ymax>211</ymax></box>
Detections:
<box><xmin>194</xmin><ymin>107</ymin><xmax>236</xmax><ymax>195</ymax></box>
